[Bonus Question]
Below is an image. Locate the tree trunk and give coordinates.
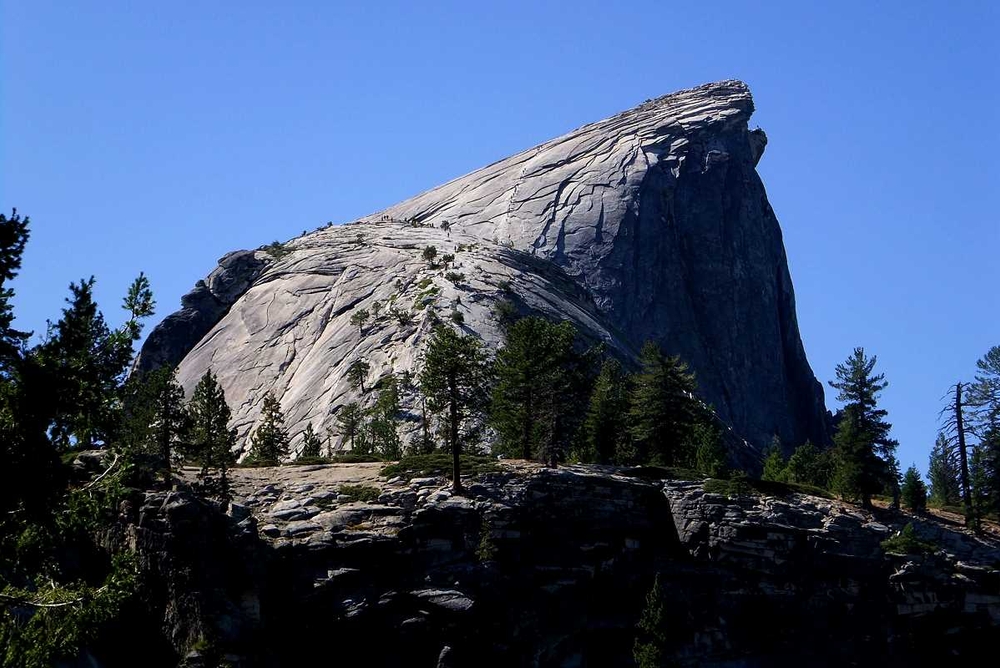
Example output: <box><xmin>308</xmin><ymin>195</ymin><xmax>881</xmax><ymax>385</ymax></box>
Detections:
<box><xmin>956</xmin><ymin>383</ymin><xmax>974</xmax><ymax>527</ymax></box>
<box><xmin>450</xmin><ymin>375</ymin><xmax>461</xmax><ymax>495</ymax></box>
<box><xmin>421</xmin><ymin>397</ymin><xmax>432</xmax><ymax>454</ymax></box>
<box><xmin>521</xmin><ymin>389</ymin><xmax>534</xmax><ymax>460</ymax></box>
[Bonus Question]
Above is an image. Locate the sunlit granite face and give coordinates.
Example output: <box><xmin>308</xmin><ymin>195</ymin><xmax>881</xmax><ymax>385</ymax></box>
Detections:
<box><xmin>139</xmin><ymin>80</ymin><xmax>827</xmax><ymax>457</ymax></box>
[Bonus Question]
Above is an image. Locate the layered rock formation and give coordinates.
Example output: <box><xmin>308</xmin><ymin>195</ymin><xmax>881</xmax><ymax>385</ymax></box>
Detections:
<box><xmin>111</xmin><ymin>464</ymin><xmax>1000</xmax><ymax>666</ymax></box>
<box><xmin>138</xmin><ymin>80</ymin><xmax>828</xmax><ymax>455</ymax></box>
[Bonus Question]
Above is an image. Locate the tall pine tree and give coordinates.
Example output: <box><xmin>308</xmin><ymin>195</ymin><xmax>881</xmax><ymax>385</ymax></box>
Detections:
<box><xmin>121</xmin><ymin>366</ymin><xmax>187</xmax><ymax>484</ymax></box>
<box><xmin>900</xmin><ymin>465</ymin><xmax>927</xmax><ymax>512</ymax></box>
<box><xmin>336</xmin><ymin>401</ymin><xmax>366</xmax><ymax>453</ymax></box>
<box><xmin>299</xmin><ymin>423</ymin><xmax>323</xmax><ymax>459</ymax></box>
<box><xmin>368</xmin><ymin>375</ymin><xmax>402</xmax><ymax>460</ymax></box>
<box><xmin>828</xmin><ymin>347</ymin><xmax>897</xmax><ymax>509</ymax></box>
<box><xmin>419</xmin><ymin>326</ymin><xmax>491</xmax><ymax>493</ymax></box>
<box><xmin>628</xmin><ymin>341</ymin><xmax>702</xmax><ymax>467</ymax></box>
<box><xmin>579</xmin><ymin>358</ymin><xmax>630</xmax><ymax>464</ymax></box>
<box><xmin>927</xmin><ymin>432</ymin><xmax>961</xmax><ymax>507</ymax></box>
<box><xmin>186</xmin><ymin>370</ymin><xmax>237</xmax><ymax>500</ymax></box>
<box><xmin>249</xmin><ymin>392</ymin><xmax>289</xmax><ymax>465</ymax></box>
<box><xmin>969</xmin><ymin>346</ymin><xmax>1000</xmax><ymax>519</ymax></box>
<box><xmin>490</xmin><ymin>317</ymin><xmax>580</xmax><ymax>462</ymax></box>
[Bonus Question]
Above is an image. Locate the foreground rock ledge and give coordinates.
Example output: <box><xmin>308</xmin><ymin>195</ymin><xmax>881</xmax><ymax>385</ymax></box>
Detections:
<box><xmin>110</xmin><ymin>463</ymin><xmax>1000</xmax><ymax>667</ymax></box>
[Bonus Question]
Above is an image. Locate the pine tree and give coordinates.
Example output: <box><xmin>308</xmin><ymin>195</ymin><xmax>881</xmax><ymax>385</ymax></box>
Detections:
<box><xmin>121</xmin><ymin>366</ymin><xmax>187</xmax><ymax>484</ymax></box>
<box><xmin>828</xmin><ymin>348</ymin><xmax>898</xmax><ymax>509</ymax></box>
<box><xmin>249</xmin><ymin>392</ymin><xmax>289</xmax><ymax>465</ymax></box>
<box><xmin>419</xmin><ymin>325</ymin><xmax>491</xmax><ymax>493</ymax></box>
<box><xmin>970</xmin><ymin>447</ymin><xmax>992</xmax><ymax>522</ymax></box>
<box><xmin>37</xmin><ymin>273</ymin><xmax>154</xmax><ymax>450</ymax></box>
<box><xmin>761</xmin><ymin>436</ymin><xmax>787</xmax><ymax>482</ymax></box>
<box><xmin>884</xmin><ymin>451</ymin><xmax>902</xmax><ymax>510</ymax></box>
<box><xmin>628</xmin><ymin>341</ymin><xmax>702</xmax><ymax>467</ymax></box>
<box><xmin>350</xmin><ymin>308</ymin><xmax>370</xmax><ymax>335</ymax></box>
<box><xmin>0</xmin><ymin>209</ymin><xmax>31</xmax><ymax>365</ymax></box>
<box><xmin>974</xmin><ymin>428</ymin><xmax>1000</xmax><ymax>519</ymax></box>
<box><xmin>347</xmin><ymin>358</ymin><xmax>370</xmax><ymax>393</ymax></box>
<box><xmin>489</xmin><ymin>317</ymin><xmax>583</xmax><ymax>464</ymax></box>
<box><xmin>693</xmin><ymin>422</ymin><xmax>727</xmax><ymax>478</ymax></box>
<box><xmin>633</xmin><ymin>574</ymin><xmax>667</xmax><ymax>668</ymax></box>
<box><xmin>927</xmin><ymin>432</ymin><xmax>961</xmax><ymax>507</ymax></box>
<box><xmin>785</xmin><ymin>441</ymin><xmax>832</xmax><ymax>489</ymax></box>
<box><xmin>336</xmin><ymin>401</ymin><xmax>365</xmax><ymax>453</ymax></box>
<box><xmin>969</xmin><ymin>346</ymin><xmax>1000</xmax><ymax>518</ymax></box>
<box><xmin>38</xmin><ymin>279</ymin><xmax>116</xmax><ymax>449</ymax></box>
<box><xmin>579</xmin><ymin>358</ymin><xmax>630</xmax><ymax>464</ymax></box>
<box><xmin>900</xmin><ymin>465</ymin><xmax>927</xmax><ymax>512</ymax></box>
<box><xmin>299</xmin><ymin>423</ymin><xmax>323</xmax><ymax>459</ymax></box>
<box><xmin>187</xmin><ymin>370</ymin><xmax>237</xmax><ymax>499</ymax></box>
<box><xmin>0</xmin><ymin>209</ymin><xmax>61</xmax><ymax>519</ymax></box>
<box><xmin>368</xmin><ymin>375</ymin><xmax>402</xmax><ymax>460</ymax></box>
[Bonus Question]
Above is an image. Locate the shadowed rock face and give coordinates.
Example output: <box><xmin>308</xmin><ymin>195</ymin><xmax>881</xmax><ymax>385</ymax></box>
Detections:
<box><xmin>115</xmin><ymin>466</ymin><xmax>1000</xmax><ymax>666</ymax></box>
<box><xmin>138</xmin><ymin>80</ymin><xmax>827</xmax><ymax>456</ymax></box>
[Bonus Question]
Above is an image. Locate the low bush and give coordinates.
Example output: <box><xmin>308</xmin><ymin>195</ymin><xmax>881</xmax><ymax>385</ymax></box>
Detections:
<box><xmin>619</xmin><ymin>466</ymin><xmax>704</xmax><ymax>482</ymax></box>
<box><xmin>338</xmin><ymin>484</ymin><xmax>381</xmax><ymax>503</ymax></box>
<box><xmin>380</xmin><ymin>453</ymin><xmax>499</xmax><ymax>480</ymax></box>
<box><xmin>881</xmin><ymin>523</ymin><xmax>937</xmax><ymax>555</ymax></box>
<box><xmin>702</xmin><ymin>476</ymin><xmax>834</xmax><ymax>500</ymax></box>
<box><xmin>262</xmin><ymin>241</ymin><xmax>291</xmax><ymax>259</ymax></box>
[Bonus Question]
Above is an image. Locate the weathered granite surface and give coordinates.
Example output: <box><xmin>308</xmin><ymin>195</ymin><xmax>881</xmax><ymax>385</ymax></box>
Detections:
<box><xmin>134</xmin><ymin>250</ymin><xmax>271</xmax><ymax>374</ymax></box>
<box><xmin>139</xmin><ymin>80</ymin><xmax>828</xmax><ymax>456</ymax></box>
<box><xmin>110</xmin><ymin>464</ymin><xmax>1000</xmax><ymax>667</ymax></box>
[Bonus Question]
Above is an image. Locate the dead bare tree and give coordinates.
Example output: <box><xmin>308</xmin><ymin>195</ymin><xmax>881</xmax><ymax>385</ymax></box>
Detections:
<box><xmin>940</xmin><ymin>382</ymin><xmax>975</xmax><ymax>528</ymax></box>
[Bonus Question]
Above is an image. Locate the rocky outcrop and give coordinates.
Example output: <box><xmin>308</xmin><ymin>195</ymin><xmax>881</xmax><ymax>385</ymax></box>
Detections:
<box><xmin>110</xmin><ymin>464</ymin><xmax>1000</xmax><ymax>666</ymax></box>
<box><xmin>139</xmin><ymin>80</ymin><xmax>827</xmax><ymax>455</ymax></box>
<box><xmin>134</xmin><ymin>250</ymin><xmax>270</xmax><ymax>374</ymax></box>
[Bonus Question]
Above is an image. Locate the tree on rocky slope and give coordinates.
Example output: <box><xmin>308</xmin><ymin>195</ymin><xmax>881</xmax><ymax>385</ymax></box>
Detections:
<box><xmin>420</xmin><ymin>325</ymin><xmax>491</xmax><ymax>493</ymax></box>
<box><xmin>578</xmin><ymin>358</ymin><xmax>630</xmax><ymax>465</ymax></box>
<box><xmin>490</xmin><ymin>317</ymin><xmax>584</xmax><ymax>464</ymax></box>
<box><xmin>0</xmin><ymin>209</ymin><xmax>30</xmax><ymax>364</ymax></box>
<box><xmin>121</xmin><ymin>365</ymin><xmax>188</xmax><ymax>484</ymax></box>
<box><xmin>633</xmin><ymin>574</ymin><xmax>667</xmax><ymax>668</ymax></box>
<box><xmin>350</xmin><ymin>308</ymin><xmax>370</xmax><ymax>335</ymax></box>
<box><xmin>628</xmin><ymin>341</ymin><xmax>703</xmax><ymax>467</ymax></box>
<box><xmin>187</xmin><ymin>370</ymin><xmax>237</xmax><ymax>498</ymax></box>
<box><xmin>761</xmin><ymin>436</ymin><xmax>787</xmax><ymax>482</ymax></box>
<box><xmin>336</xmin><ymin>401</ymin><xmax>365</xmax><ymax>453</ymax></box>
<box><xmin>829</xmin><ymin>347</ymin><xmax>898</xmax><ymax>509</ymax></box>
<box><xmin>784</xmin><ymin>441</ymin><xmax>832</xmax><ymax>489</ymax></box>
<box><xmin>422</xmin><ymin>245</ymin><xmax>437</xmax><ymax>265</ymax></box>
<box><xmin>248</xmin><ymin>391</ymin><xmax>289</xmax><ymax>466</ymax></box>
<box><xmin>367</xmin><ymin>375</ymin><xmax>402</xmax><ymax>460</ymax></box>
<box><xmin>928</xmin><ymin>432</ymin><xmax>961</xmax><ymax>507</ymax></box>
<box><xmin>968</xmin><ymin>346</ymin><xmax>1000</xmax><ymax>518</ymax></box>
<box><xmin>901</xmin><ymin>465</ymin><xmax>927</xmax><ymax>512</ymax></box>
<box><xmin>0</xmin><ymin>209</ymin><xmax>62</xmax><ymax>520</ymax></box>
<box><xmin>36</xmin><ymin>272</ymin><xmax>155</xmax><ymax>450</ymax></box>
<box><xmin>347</xmin><ymin>358</ymin><xmax>370</xmax><ymax>393</ymax></box>
<box><xmin>299</xmin><ymin>423</ymin><xmax>323</xmax><ymax>459</ymax></box>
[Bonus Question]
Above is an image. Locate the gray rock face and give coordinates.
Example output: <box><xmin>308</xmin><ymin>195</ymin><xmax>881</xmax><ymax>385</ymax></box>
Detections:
<box><xmin>135</xmin><ymin>250</ymin><xmax>270</xmax><ymax>374</ymax></box>
<box><xmin>145</xmin><ymin>464</ymin><xmax>1000</xmax><ymax>665</ymax></box>
<box><xmin>140</xmin><ymin>80</ymin><xmax>827</xmax><ymax>456</ymax></box>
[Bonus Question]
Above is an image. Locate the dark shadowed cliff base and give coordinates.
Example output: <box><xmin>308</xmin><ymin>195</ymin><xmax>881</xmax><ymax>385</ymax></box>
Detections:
<box><xmin>97</xmin><ymin>464</ymin><xmax>999</xmax><ymax>667</ymax></box>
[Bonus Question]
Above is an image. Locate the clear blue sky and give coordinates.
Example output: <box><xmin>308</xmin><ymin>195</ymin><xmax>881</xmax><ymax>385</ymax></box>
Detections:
<box><xmin>2</xmin><ymin>1</ymin><xmax>997</xmax><ymax>474</ymax></box>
